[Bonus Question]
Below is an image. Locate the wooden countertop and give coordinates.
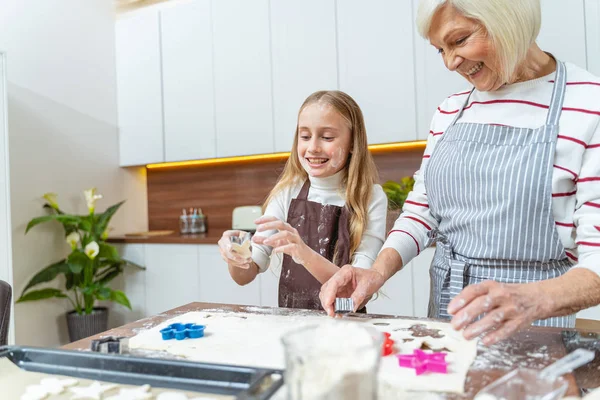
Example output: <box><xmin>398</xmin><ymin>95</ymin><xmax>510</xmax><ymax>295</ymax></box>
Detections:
<box><xmin>62</xmin><ymin>302</ymin><xmax>600</xmax><ymax>399</ymax></box>
<box><xmin>107</xmin><ymin>232</ymin><xmax>222</xmax><ymax>244</ymax></box>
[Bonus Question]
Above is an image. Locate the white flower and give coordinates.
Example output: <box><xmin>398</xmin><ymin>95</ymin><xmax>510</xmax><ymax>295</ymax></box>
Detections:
<box><xmin>43</xmin><ymin>193</ymin><xmax>59</xmax><ymax>209</ymax></box>
<box><xmin>84</xmin><ymin>188</ymin><xmax>103</xmax><ymax>214</ymax></box>
<box><xmin>66</xmin><ymin>232</ymin><xmax>80</xmax><ymax>249</ymax></box>
<box><xmin>85</xmin><ymin>242</ymin><xmax>99</xmax><ymax>260</ymax></box>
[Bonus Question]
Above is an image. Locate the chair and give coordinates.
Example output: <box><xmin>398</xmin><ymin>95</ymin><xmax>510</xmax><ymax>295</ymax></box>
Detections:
<box><xmin>0</xmin><ymin>280</ymin><xmax>11</xmax><ymax>346</ymax></box>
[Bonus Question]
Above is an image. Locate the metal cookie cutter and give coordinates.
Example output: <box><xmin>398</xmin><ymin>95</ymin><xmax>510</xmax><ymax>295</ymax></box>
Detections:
<box><xmin>230</xmin><ymin>232</ymin><xmax>252</xmax><ymax>259</ymax></box>
<box><xmin>90</xmin><ymin>336</ymin><xmax>130</xmax><ymax>354</ymax></box>
<box><xmin>334</xmin><ymin>298</ymin><xmax>354</xmax><ymax>314</ymax></box>
<box><xmin>160</xmin><ymin>323</ymin><xmax>206</xmax><ymax>340</ymax></box>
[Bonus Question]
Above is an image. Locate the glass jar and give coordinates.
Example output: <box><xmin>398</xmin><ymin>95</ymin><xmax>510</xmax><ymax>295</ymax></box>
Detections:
<box><xmin>281</xmin><ymin>321</ymin><xmax>383</xmax><ymax>400</ymax></box>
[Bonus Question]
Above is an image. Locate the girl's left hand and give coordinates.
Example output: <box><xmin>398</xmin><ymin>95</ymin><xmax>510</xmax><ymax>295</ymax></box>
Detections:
<box><xmin>253</xmin><ymin>216</ymin><xmax>313</xmax><ymax>265</ymax></box>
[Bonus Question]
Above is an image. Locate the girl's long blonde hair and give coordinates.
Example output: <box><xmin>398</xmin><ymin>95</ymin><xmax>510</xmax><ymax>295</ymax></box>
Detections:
<box><xmin>264</xmin><ymin>90</ymin><xmax>379</xmax><ymax>260</ymax></box>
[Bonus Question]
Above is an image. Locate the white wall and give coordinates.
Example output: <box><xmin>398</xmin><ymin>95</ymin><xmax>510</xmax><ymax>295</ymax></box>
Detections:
<box><xmin>0</xmin><ymin>0</ymin><xmax>147</xmax><ymax>347</ymax></box>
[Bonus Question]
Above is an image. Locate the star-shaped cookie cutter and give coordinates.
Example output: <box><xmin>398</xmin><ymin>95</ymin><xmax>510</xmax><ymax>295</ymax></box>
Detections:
<box><xmin>397</xmin><ymin>349</ymin><xmax>448</xmax><ymax>375</ymax></box>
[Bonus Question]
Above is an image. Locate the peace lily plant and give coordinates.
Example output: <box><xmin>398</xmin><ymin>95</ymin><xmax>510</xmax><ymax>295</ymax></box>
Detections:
<box><xmin>17</xmin><ymin>188</ymin><xmax>144</xmax><ymax>315</ymax></box>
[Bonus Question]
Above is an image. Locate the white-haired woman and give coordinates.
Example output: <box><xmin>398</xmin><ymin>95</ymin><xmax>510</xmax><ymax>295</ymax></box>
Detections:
<box><xmin>320</xmin><ymin>0</ymin><xmax>600</xmax><ymax>345</ymax></box>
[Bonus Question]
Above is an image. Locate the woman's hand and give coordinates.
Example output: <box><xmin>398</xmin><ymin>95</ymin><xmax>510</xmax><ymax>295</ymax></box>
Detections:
<box><xmin>319</xmin><ymin>265</ymin><xmax>386</xmax><ymax>316</ymax></box>
<box><xmin>218</xmin><ymin>230</ymin><xmax>253</xmax><ymax>269</ymax></box>
<box><xmin>253</xmin><ymin>216</ymin><xmax>313</xmax><ymax>265</ymax></box>
<box><xmin>448</xmin><ymin>280</ymin><xmax>551</xmax><ymax>345</ymax></box>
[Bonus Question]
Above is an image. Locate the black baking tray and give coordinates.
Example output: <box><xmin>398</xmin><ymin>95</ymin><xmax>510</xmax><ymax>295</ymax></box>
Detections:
<box><xmin>0</xmin><ymin>346</ymin><xmax>283</xmax><ymax>399</ymax></box>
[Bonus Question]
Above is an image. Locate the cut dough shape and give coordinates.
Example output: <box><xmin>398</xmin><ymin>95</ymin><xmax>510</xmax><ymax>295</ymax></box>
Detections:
<box><xmin>21</xmin><ymin>385</ymin><xmax>48</xmax><ymax>400</ymax></box>
<box><xmin>21</xmin><ymin>377</ymin><xmax>80</xmax><ymax>400</ymax></box>
<box><xmin>104</xmin><ymin>384</ymin><xmax>152</xmax><ymax>400</ymax></box>
<box><xmin>230</xmin><ymin>240</ymin><xmax>251</xmax><ymax>259</ymax></box>
<box><xmin>70</xmin><ymin>381</ymin><xmax>117</xmax><ymax>399</ymax></box>
<box><xmin>156</xmin><ymin>393</ymin><xmax>188</xmax><ymax>400</ymax></box>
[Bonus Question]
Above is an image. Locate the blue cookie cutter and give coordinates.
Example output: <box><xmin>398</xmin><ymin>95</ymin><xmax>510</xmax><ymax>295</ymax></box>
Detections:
<box><xmin>160</xmin><ymin>323</ymin><xmax>206</xmax><ymax>340</ymax></box>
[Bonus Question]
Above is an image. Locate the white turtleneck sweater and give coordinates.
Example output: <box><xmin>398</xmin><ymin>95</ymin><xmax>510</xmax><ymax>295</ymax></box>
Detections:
<box><xmin>384</xmin><ymin>62</ymin><xmax>600</xmax><ymax>277</ymax></box>
<box><xmin>252</xmin><ymin>171</ymin><xmax>388</xmax><ymax>273</ymax></box>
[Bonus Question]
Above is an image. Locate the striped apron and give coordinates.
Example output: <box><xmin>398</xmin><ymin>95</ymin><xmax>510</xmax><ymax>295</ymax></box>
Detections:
<box><xmin>424</xmin><ymin>60</ymin><xmax>575</xmax><ymax>328</ymax></box>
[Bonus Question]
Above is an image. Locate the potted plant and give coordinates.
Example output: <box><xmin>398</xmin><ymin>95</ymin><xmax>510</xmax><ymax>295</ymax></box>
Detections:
<box><xmin>382</xmin><ymin>176</ymin><xmax>415</xmax><ymax>233</ymax></box>
<box><xmin>17</xmin><ymin>188</ymin><xmax>144</xmax><ymax>342</ymax></box>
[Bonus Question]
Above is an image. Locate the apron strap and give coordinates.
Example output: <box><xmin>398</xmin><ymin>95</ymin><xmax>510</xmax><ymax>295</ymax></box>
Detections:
<box><xmin>448</xmin><ymin>87</ymin><xmax>475</xmax><ymax>127</ymax></box>
<box><xmin>545</xmin><ymin>60</ymin><xmax>567</xmax><ymax>127</ymax></box>
<box><xmin>297</xmin><ymin>180</ymin><xmax>310</xmax><ymax>200</ymax></box>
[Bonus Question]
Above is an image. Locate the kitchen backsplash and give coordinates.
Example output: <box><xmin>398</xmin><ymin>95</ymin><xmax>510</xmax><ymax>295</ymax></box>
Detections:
<box><xmin>146</xmin><ymin>148</ymin><xmax>424</xmax><ymax>234</ymax></box>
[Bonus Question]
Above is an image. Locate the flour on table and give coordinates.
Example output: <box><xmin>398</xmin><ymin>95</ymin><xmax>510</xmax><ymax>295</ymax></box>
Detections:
<box><xmin>157</xmin><ymin>393</ymin><xmax>219</xmax><ymax>400</ymax></box>
<box><xmin>69</xmin><ymin>381</ymin><xmax>117</xmax><ymax>399</ymax></box>
<box><xmin>129</xmin><ymin>311</ymin><xmax>478</xmax><ymax>394</ymax></box>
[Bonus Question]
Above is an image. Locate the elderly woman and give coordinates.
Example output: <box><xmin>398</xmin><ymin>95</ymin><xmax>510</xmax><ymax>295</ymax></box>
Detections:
<box><xmin>320</xmin><ymin>0</ymin><xmax>600</xmax><ymax>345</ymax></box>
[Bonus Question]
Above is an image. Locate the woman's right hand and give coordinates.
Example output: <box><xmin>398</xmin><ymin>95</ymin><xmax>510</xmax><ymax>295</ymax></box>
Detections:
<box><xmin>218</xmin><ymin>230</ymin><xmax>253</xmax><ymax>269</ymax></box>
<box><xmin>319</xmin><ymin>265</ymin><xmax>386</xmax><ymax>316</ymax></box>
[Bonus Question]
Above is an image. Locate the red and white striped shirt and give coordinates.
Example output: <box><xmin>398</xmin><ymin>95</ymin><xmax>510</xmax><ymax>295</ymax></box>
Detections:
<box><xmin>384</xmin><ymin>62</ymin><xmax>600</xmax><ymax>277</ymax></box>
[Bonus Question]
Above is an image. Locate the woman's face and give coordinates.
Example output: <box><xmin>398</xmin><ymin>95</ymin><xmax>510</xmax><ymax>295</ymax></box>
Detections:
<box><xmin>429</xmin><ymin>5</ymin><xmax>504</xmax><ymax>92</ymax></box>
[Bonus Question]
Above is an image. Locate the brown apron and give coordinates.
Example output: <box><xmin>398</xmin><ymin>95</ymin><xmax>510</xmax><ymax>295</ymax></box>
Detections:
<box><xmin>278</xmin><ymin>180</ymin><xmax>351</xmax><ymax>310</ymax></box>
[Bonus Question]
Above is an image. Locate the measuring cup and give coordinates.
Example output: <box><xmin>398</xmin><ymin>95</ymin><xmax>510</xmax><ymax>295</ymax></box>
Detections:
<box><xmin>281</xmin><ymin>321</ymin><xmax>383</xmax><ymax>400</ymax></box>
<box><xmin>475</xmin><ymin>348</ymin><xmax>595</xmax><ymax>400</ymax></box>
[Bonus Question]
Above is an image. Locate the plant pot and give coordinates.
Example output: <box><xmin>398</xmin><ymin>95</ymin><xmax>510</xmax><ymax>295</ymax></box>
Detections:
<box><xmin>386</xmin><ymin>208</ymin><xmax>402</xmax><ymax>234</ymax></box>
<box><xmin>66</xmin><ymin>307</ymin><xmax>109</xmax><ymax>343</ymax></box>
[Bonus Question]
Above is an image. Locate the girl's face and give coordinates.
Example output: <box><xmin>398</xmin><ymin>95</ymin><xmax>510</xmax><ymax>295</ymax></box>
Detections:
<box><xmin>296</xmin><ymin>102</ymin><xmax>352</xmax><ymax>178</ymax></box>
<box><xmin>429</xmin><ymin>5</ymin><xmax>504</xmax><ymax>92</ymax></box>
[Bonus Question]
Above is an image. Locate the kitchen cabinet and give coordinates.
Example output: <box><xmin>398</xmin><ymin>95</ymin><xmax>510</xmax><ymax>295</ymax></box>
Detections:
<box><xmin>537</xmin><ymin>0</ymin><xmax>587</xmax><ymax>68</ymax></box>
<box><xmin>197</xmin><ymin>245</ymin><xmax>261</xmax><ymax>306</ymax></box>
<box><xmin>115</xmin><ymin>1</ymin><xmax>600</xmax><ymax>165</ymax></box>
<box><xmin>337</xmin><ymin>0</ymin><xmax>418</xmax><ymax>144</ymax></box>
<box><xmin>161</xmin><ymin>0</ymin><xmax>216</xmax><ymax>161</ymax></box>
<box><xmin>585</xmin><ymin>0</ymin><xmax>600</xmax><ymax>76</ymax></box>
<box><xmin>212</xmin><ymin>0</ymin><xmax>274</xmax><ymax>157</ymax></box>
<box><xmin>144</xmin><ymin>244</ymin><xmax>200</xmax><ymax>316</ymax></box>
<box><xmin>115</xmin><ymin>10</ymin><xmax>164</xmax><ymax>166</ymax></box>
<box><xmin>270</xmin><ymin>0</ymin><xmax>338</xmax><ymax>153</ymax></box>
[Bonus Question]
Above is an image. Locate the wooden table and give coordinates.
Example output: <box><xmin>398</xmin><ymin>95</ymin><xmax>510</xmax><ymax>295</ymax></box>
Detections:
<box><xmin>63</xmin><ymin>302</ymin><xmax>600</xmax><ymax>399</ymax></box>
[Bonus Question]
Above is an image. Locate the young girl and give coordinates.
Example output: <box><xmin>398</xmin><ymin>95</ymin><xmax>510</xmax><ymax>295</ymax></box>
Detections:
<box><xmin>218</xmin><ymin>90</ymin><xmax>387</xmax><ymax>310</ymax></box>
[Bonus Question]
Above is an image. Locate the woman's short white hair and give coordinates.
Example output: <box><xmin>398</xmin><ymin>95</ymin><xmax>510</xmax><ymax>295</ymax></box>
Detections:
<box><xmin>416</xmin><ymin>0</ymin><xmax>541</xmax><ymax>82</ymax></box>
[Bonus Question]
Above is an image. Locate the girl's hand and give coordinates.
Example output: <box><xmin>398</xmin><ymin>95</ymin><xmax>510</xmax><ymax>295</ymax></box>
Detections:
<box><xmin>218</xmin><ymin>230</ymin><xmax>252</xmax><ymax>269</ymax></box>
<box><xmin>253</xmin><ymin>216</ymin><xmax>313</xmax><ymax>265</ymax></box>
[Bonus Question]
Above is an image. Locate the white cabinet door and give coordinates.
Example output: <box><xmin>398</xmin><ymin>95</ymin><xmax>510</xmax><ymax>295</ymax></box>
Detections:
<box><xmin>411</xmin><ymin>0</ymin><xmax>468</xmax><ymax>141</ymax></box>
<box><xmin>367</xmin><ymin>262</ymin><xmax>414</xmax><ymax>317</ymax></box>
<box><xmin>258</xmin><ymin>254</ymin><xmax>284</xmax><ymax>307</ymax></box>
<box><xmin>337</xmin><ymin>0</ymin><xmax>417</xmax><ymax>144</ymax></box>
<box><xmin>115</xmin><ymin>11</ymin><xmax>164</xmax><ymax>166</ymax></box>
<box><xmin>144</xmin><ymin>244</ymin><xmax>200</xmax><ymax>315</ymax></box>
<box><xmin>270</xmin><ymin>0</ymin><xmax>338</xmax><ymax>153</ymax></box>
<box><xmin>161</xmin><ymin>0</ymin><xmax>216</xmax><ymax>162</ymax></box>
<box><xmin>410</xmin><ymin>247</ymin><xmax>435</xmax><ymax>318</ymax></box>
<box><xmin>538</xmin><ymin>0</ymin><xmax>587</xmax><ymax>67</ymax></box>
<box><xmin>112</xmin><ymin>244</ymin><xmax>147</xmax><ymax>323</ymax></box>
<box><xmin>197</xmin><ymin>245</ymin><xmax>261</xmax><ymax>306</ymax></box>
<box><xmin>212</xmin><ymin>0</ymin><xmax>274</xmax><ymax>157</ymax></box>
<box><xmin>585</xmin><ymin>0</ymin><xmax>600</xmax><ymax>75</ymax></box>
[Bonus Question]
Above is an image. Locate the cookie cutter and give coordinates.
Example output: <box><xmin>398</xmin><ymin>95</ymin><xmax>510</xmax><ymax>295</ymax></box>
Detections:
<box><xmin>397</xmin><ymin>349</ymin><xmax>448</xmax><ymax>375</ymax></box>
<box><xmin>334</xmin><ymin>298</ymin><xmax>354</xmax><ymax>314</ymax></box>
<box><xmin>90</xmin><ymin>336</ymin><xmax>129</xmax><ymax>354</ymax></box>
<box><xmin>230</xmin><ymin>232</ymin><xmax>252</xmax><ymax>259</ymax></box>
<box><xmin>382</xmin><ymin>332</ymin><xmax>396</xmax><ymax>356</ymax></box>
<box><xmin>160</xmin><ymin>323</ymin><xmax>206</xmax><ymax>340</ymax></box>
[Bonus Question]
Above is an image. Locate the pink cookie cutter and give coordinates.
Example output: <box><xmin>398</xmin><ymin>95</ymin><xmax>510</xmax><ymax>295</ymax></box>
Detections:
<box><xmin>397</xmin><ymin>349</ymin><xmax>448</xmax><ymax>375</ymax></box>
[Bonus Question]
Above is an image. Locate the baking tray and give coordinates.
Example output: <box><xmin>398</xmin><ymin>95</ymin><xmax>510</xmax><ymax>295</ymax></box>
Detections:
<box><xmin>0</xmin><ymin>346</ymin><xmax>283</xmax><ymax>400</ymax></box>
